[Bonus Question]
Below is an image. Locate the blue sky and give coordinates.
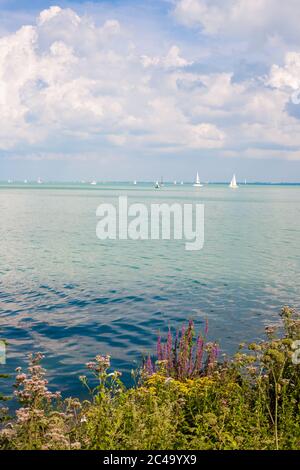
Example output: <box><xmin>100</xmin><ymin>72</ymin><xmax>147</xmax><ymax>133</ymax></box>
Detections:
<box><xmin>1</xmin><ymin>0</ymin><xmax>300</xmax><ymax>181</ymax></box>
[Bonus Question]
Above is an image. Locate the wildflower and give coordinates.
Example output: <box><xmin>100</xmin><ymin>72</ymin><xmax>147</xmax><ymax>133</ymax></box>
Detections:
<box><xmin>15</xmin><ymin>407</ymin><xmax>30</xmax><ymax>423</ymax></box>
<box><xmin>16</xmin><ymin>407</ymin><xmax>44</xmax><ymax>423</ymax></box>
<box><xmin>15</xmin><ymin>373</ymin><xmax>27</xmax><ymax>383</ymax></box>
<box><xmin>280</xmin><ymin>378</ymin><xmax>290</xmax><ymax>386</ymax></box>
<box><xmin>165</xmin><ymin>377</ymin><xmax>174</xmax><ymax>384</ymax></box>
<box><xmin>195</xmin><ymin>336</ymin><xmax>204</xmax><ymax>373</ymax></box>
<box><xmin>157</xmin><ymin>336</ymin><xmax>163</xmax><ymax>361</ymax></box>
<box><xmin>43</xmin><ymin>429</ymin><xmax>70</xmax><ymax>449</ymax></box>
<box><xmin>144</xmin><ymin>355</ymin><xmax>154</xmax><ymax>376</ymax></box>
<box><xmin>109</xmin><ymin>371</ymin><xmax>122</xmax><ymax>379</ymax></box>
<box><xmin>86</xmin><ymin>355</ymin><xmax>111</xmax><ymax>373</ymax></box>
<box><xmin>265</xmin><ymin>326</ymin><xmax>278</xmax><ymax>338</ymax></box>
<box><xmin>86</xmin><ymin>361</ymin><xmax>97</xmax><ymax>370</ymax></box>
<box><xmin>166</xmin><ymin>329</ymin><xmax>173</xmax><ymax>367</ymax></box>
<box><xmin>144</xmin><ymin>320</ymin><xmax>219</xmax><ymax>380</ymax></box>
<box><xmin>206</xmin><ymin>342</ymin><xmax>219</xmax><ymax>372</ymax></box>
<box><xmin>66</xmin><ymin>398</ymin><xmax>82</xmax><ymax>410</ymax></box>
<box><xmin>71</xmin><ymin>442</ymin><xmax>81</xmax><ymax>450</ymax></box>
<box><xmin>204</xmin><ymin>412</ymin><xmax>218</xmax><ymax>427</ymax></box>
<box><xmin>248</xmin><ymin>343</ymin><xmax>262</xmax><ymax>351</ymax></box>
<box><xmin>95</xmin><ymin>354</ymin><xmax>111</xmax><ymax>370</ymax></box>
<box><xmin>0</xmin><ymin>427</ymin><xmax>17</xmax><ymax>439</ymax></box>
<box><xmin>30</xmin><ymin>352</ymin><xmax>45</xmax><ymax>364</ymax></box>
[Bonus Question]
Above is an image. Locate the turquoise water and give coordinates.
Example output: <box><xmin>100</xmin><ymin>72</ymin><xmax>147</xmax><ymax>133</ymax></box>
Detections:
<box><xmin>0</xmin><ymin>183</ymin><xmax>299</xmax><ymax>396</ymax></box>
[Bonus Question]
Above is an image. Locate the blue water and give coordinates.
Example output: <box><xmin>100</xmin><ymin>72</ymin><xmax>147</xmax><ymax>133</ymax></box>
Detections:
<box><xmin>0</xmin><ymin>183</ymin><xmax>299</xmax><ymax>397</ymax></box>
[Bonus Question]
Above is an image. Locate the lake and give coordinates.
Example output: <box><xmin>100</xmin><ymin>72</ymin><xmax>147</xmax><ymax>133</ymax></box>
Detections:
<box><xmin>0</xmin><ymin>183</ymin><xmax>299</xmax><ymax>396</ymax></box>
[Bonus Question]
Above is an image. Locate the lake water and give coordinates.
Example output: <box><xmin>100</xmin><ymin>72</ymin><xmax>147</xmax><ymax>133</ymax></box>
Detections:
<box><xmin>0</xmin><ymin>183</ymin><xmax>299</xmax><ymax>396</ymax></box>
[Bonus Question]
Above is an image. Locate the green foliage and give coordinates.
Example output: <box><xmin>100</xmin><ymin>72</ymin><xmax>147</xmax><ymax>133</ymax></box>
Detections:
<box><xmin>0</xmin><ymin>374</ymin><xmax>10</xmax><ymax>425</ymax></box>
<box><xmin>1</xmin><ymin>307</ymin><xmax>300</xmax><ymax>450</ymax></box>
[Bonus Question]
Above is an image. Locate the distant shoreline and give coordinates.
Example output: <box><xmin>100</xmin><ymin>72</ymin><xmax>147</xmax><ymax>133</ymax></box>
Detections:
<box><xmin>1</xmin><ymin>181</ymin><xmax>300</xmax><ymax>186</ymax></box>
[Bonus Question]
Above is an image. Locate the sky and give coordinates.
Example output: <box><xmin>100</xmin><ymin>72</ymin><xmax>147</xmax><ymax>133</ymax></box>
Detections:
<box><xmin>1</xmin><ymin>0</ymin><xmax>300</xmax><ymax>181</ymax></box>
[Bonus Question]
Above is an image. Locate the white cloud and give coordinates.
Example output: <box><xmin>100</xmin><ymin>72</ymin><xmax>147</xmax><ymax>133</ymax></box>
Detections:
<box><xmin>141</xmin><ymin>45</ymin><xmax>192</xmax><ymax>69</ymax></box>
<box><xmin>0</xmin><ymin>6</ymin><xmax>224</xmax><ymax>153</ymax></box>
<box><xmin>38</xmin><ymin>6</ymin><xmax>64</xmax><ymax>26</ymax></box>
<box><xmin>267</xmin><ymin>52</ymin><xmax>300</xmax><ymax>90</ymax></box>
<box><xmin>173</xmin><ymin>0</ymin><xmax>300</xmax><ymax>41</ymax></box>
<box><xmin>173</xmin><ymin>0</ymin><xmax>223</xmax><ymax>34</ymax></box>
<box><xmin>1</xmin><ymin>4</ymin><xmax>300</xmax><ymax>162</ymax></box>
<box><xmin>223</xmin><ymin>148</ymin><xmax>300</xmax><ymax>161</ymax></box>
<box><xmin>163</xmin><ymin>45</ymin><xmax>192</xmax><ymax>68</ymax></box>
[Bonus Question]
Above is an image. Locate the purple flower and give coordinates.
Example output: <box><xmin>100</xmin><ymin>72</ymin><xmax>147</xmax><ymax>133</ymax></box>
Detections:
<box><xmin>157</xmin><ymin>336</ymin><xmax>162</xmax><ymax>361</ymax></box>
<box><xmin>144</xmin><ymin>319</ymin><xmax>217</xmax><ymax>381</ymax></box>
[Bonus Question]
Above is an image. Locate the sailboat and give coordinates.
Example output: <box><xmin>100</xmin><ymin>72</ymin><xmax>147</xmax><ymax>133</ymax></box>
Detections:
<box><xmin>37</xmin><ymin>177</ymin><xmax>42</xmax><ymax>184</ymax></box>
<box><xmin>229</xmin><ymin>174</ymin><xmax>238</xmax><ymax>189</ymax></box>
<box><xmin>90</xmin><ymin>180</ymin><xmax>97</xmax><ymax>185</ymax></box>
<box><xmin>193</xmin><ymin>172</ymin><xmax>203</xmax><ymax>187</ymax></box>
<box><xmin>133</xmin><ymin>180</ymin><xmax>137</xmax><ymax>185</ymax></box>
<box><xmin>154</xmin><ymin>181</ymin><xmax>160</xmax><ymax>189</ymax></box>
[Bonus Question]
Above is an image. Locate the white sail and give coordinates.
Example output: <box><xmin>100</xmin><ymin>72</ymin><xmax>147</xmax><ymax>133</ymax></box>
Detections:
<box><xmin>229</xmin><ymin>174</ymin><xmax>238</xmax><ymax>188</ymax></box>
<box><xmin>193</xmin><ymin>172</ymin><xmax>203</xmax><ymax>187</ymax></box>
<box><xmin>154</xmin><ymin>181</ymin><xmax>160</xmax><ymax>189</ymax></box>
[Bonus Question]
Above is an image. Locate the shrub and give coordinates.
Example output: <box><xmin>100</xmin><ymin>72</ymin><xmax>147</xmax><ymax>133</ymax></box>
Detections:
<box><xmin>0</xmin><ymin>307</ymin><xmax>299</xmax><ymax>450</ymax></box>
